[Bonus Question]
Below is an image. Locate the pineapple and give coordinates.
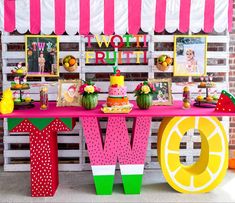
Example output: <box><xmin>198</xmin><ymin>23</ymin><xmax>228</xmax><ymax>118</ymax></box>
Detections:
<box><xmin>0</xmin><ymin>88</ymin><xmax>14</xmax><ymax>114</ymax></box>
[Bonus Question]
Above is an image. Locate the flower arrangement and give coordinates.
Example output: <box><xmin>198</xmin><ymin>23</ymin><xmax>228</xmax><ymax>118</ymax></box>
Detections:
<box><xmin>79</xmin><ymin>80</ymin><xmax>101</xmax><ymax>110</ymax></box>
<box><xmin>134</xmin><ymin>81</ymin><xmax>156</xmax><ymax>96</ymax></box>
<box><xmin>79</xmin><ymin>80</ymin><xmax>101</xmax><ymax>96</ymax></box>
<box><xmin>134</xmin><ymin>81</ymin><xmax>156</xmax><ymax>109</ymax></box>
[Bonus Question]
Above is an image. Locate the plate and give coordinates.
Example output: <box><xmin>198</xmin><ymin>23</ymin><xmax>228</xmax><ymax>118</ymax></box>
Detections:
<box><xmin>101</xmin><ymin>103</ymin><xmax>133</xmax><ymax>114</ymax></box>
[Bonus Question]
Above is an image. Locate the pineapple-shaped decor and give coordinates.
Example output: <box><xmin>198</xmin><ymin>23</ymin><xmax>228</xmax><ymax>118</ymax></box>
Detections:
<box><xmin>0</xmin><ymin>88</ymin><xmax>14</xmax><ymax>114</ymax></box>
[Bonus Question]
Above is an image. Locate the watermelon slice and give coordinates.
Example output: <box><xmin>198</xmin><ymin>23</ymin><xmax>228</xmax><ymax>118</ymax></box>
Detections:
<box><xmin>215</xmin><ymin>90</ymin><xmax>235</xmax><ymax>112</ymax></box>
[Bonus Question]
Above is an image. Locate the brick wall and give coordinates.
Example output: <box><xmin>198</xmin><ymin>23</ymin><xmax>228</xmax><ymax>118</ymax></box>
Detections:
<box><xmin>0</xmin><ymin>32</ymin><xmax>3</xmax><ymax>165</ymax></box>
<box><xmin>229</xmin><ymin>0</ymin><xmax>235</xmax><ymax>157</ymax></box>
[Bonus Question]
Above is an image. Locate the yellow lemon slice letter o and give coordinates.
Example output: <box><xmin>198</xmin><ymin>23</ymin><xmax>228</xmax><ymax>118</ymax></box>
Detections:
<box><xmin>158</xmin><ymin>117</ymin><xmax>228</xmax><ymax>193</ymax></box>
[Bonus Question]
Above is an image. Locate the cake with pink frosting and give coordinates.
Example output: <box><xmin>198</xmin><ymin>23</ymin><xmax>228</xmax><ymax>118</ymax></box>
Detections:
<box><xmin>106</xmin><ymin>67</ymin><xmax>129</xmax><ymax>107</ymax></box>
<box><xmin>101</xmin><ymin>67</ymin><xmax>133</xmax><ymax>113</ymax></box>
<box><xmin>108</xmin><ymin>86</ymin><xmax>127</xmax><ymax>97</ymax></box>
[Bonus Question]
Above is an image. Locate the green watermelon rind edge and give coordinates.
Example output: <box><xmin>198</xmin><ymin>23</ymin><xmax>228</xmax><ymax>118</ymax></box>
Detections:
<box><xmin>221</xmin><ymin>90</ymin><xmax>235</xmax><ymax>105</ymax></box>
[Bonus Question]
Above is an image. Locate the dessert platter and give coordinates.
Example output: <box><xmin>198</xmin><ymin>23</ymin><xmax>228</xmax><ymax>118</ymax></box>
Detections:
<box><xmin>194</xmin><ymin>75</ymin><xmax>218</xmax><ymax>108</ymax></box>
<box><xmin>11</xmin><ymin>63</ymin><xmax>34</xmax><ymax>110</ymax></box>
<box><xmin>101</xmin><ymin>67</ymin><xmax>133</xmax><ymax>113</ymax></box>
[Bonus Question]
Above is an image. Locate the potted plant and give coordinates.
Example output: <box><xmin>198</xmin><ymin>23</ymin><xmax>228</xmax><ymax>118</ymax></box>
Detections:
<box><xmin>79</xmin><ymin>80</ymin><xmax>101</xmax><ymax>110</ymax></box>
<box><xmin>134</xmin><ymin>81</ymin><xmax>156</xmax><ymax>109</ymax></box>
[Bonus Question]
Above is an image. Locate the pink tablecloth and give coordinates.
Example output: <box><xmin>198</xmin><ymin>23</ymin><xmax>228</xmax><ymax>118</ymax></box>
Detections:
<box><xmin>0</xmin><ymin>101</ymin><xmax>234</xmax><ymax>118</ymax></box>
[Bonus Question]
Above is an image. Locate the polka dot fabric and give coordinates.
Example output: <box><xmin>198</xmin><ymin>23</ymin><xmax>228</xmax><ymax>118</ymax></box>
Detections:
<box><xmin>10</xmin><ymin>118</ymin><xmax>71</xmax><ymax>197</ymax></box>
<box><xmin>81</xmin><ymin>117</ymin><xmax>151</xmax><ymax>165</ymax></box>
<box><xmin>108</xmin><ymin>86</ymin><xmax>127</xmax><ymax>97</ymax></box>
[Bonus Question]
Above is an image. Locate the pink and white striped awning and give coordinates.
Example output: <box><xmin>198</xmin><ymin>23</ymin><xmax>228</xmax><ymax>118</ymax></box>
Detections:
<box><xmin>0</xmin><ymin>0</ymin><xmax>233</xmax><ymax>35</ymax></box>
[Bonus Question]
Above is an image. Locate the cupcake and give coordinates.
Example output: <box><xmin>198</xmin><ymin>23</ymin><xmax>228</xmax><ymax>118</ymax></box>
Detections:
<box><xmin>213</xmin><ymin>95</ymin><xmax>219</xmax><ymax>101</ymax></box>
<box><xmin>206</xmin><ymin>96</ymin><xmax>213</xmax><ymax>102</ymax></box>
<box><xmin>22</xmin><ymin>84</ymin><xmax>29</xmax><ymax>89</ymax></box>
<box><xmin>14</xmin><ymin>98</ymin><xmax>21</xmax><ymax>103</ymax></box>
<box><xmin>25</xmin><ymin>97</ymin><xmax>32</xmax><ymax>103</ymax></box>
<box><xmin>15</xmin><ymin>84</ymin><xmax>22</xmax><ymax>89</ymax></box>
<box><xmin>197</xmin><ymin>95</ymin><xmax>204</xmax><ymax>102</ymax></box>
<box><xmin>199</xmin><ymin>82</ymin><xmax>206</xmax><ymax>87</ymax></box>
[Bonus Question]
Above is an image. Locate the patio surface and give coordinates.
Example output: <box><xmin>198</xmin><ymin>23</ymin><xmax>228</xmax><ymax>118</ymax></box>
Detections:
<box><xmin>0</xmin><ymin>167</ymin><xmax>234</xmax><ymax>203</ymax></box>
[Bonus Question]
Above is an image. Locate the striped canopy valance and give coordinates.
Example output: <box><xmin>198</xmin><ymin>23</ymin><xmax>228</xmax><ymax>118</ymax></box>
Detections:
<box><xmin>0</xmin><ymin>0</ymin><xmax>233</xmax><ymax>35</ymax></box>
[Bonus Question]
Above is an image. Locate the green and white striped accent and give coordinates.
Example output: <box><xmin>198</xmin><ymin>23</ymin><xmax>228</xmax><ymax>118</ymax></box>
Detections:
<box><xmin>120</xmin><ymin>164</ymin><xmax>144</xmax><ymax>194</ymax></box>
<box><xmin>91</xmin><ymin>165</ymin><xmax>116</xmax><ymax>195</ymax></box>
<box><xmin>91</xmin><ymin>164</ymin><xmax>144</xmax><ymax>195</ymax></box>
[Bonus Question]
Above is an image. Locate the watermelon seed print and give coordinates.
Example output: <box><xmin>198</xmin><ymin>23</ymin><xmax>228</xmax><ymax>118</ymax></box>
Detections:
<box><xmin>81</xmin><ymin>116</ymin><xmax>151</xmax><ymax>195</ymax></box>
<box><xmin>9</xmin><ymin>118</ymin><xmax>72</xmax><ymax>197</ymax></box>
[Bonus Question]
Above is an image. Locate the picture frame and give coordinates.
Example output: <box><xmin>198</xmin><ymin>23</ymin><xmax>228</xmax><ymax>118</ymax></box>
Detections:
<box><xmin>149</xmin><ymin>78</ymin><xmax>173</xmax><ymax>105</ymax></box>
<box><xmin>174</xmin><ymin>35</ymin><xmax>207</xmax><ymax>76</ymax></box>
<box><xmin>57</xmin><ymin>79</ymin><xmax>82</xmax><ymax>107</ymax></box>
<box><xmin>25</xmin><ymin>35</ymin><xmax>60</xmax><ymax>77</ymax></box>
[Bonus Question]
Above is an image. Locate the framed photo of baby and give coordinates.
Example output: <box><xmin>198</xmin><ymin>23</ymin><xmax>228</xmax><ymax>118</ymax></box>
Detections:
<box><xmin>57</xmin><ymin>80</ymin><xmax>82</xmax><ymax>107</ymax></box>
<box><xmin>25</xmin><ymin>35</ymin><xmax>59</xmax><ymax>77</ymax></box>
<box><xmin>174</xmin><ymin>35</ymin><xmax>207</xmax><ymax>76</ymax></box>
<box><xmin>149</xmin><ymin>78</ymin><xmax>173</xmax><ymax>105</ymax></box>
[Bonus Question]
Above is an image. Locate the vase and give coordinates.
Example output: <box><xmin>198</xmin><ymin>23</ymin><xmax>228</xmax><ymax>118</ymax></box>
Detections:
<box><xmin>82</xmin><ymin>94</ymin><xmax>98</xmax><ymax>110</ymax></box>
<box><xmin>136</xmin><ymin>94</ymin><xmax>153</xmax><ymax>109</ymax></box>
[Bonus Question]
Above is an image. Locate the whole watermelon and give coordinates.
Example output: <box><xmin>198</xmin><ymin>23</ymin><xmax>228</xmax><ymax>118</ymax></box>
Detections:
<box><xmin>82</xmin><ymin>94</ymin><xmax>98</xmax><ymax>110</ymax></box>
<box><xmin>136</xmin><ymin>94</ymin><xmax>152</xmax><ymax>109</ymax></box>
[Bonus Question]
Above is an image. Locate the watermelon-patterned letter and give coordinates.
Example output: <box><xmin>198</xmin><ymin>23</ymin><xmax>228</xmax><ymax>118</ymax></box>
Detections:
<box><xmin>81</xmin><ymin>116</ymin><xmax>151</xmax><ymax>195</ymax></box>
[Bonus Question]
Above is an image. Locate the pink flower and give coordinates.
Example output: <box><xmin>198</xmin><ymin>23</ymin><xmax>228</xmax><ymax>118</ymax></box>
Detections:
<box><xmin>135</xmin><ymin>83</ymin><xmax>143</xmax><ymax>91</ymax></box>
<box><xmin>148</xmin><ymin>82</ymin><xmax>153</xmax><ymax>88</ymax></box>
<box><xmin>94</xmin><ymin>86</ymin><xmax>101</xmax><ymax>93</ymax></box>
<box><xmin>79</xmin><ymin>84</ymin><xmax>88</xmax><ymax>94</ymax></box>
<box><xmin>79</xmin><ymin>88</ymin><xmax>84</xmax><ymax>94</ymax></box>
<box><xmin>148</xmin><ymin>82</ymin><xmax>156</xmax><ymax>92</ymax></box>
<box><xmin>79</xmin><ymin>81</ymin><xmax>101</xmax><ymax>95</ymax></box>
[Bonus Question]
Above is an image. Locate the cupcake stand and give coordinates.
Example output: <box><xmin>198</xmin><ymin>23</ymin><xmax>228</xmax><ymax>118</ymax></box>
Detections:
<box><xmin>0</xmin><ymin>101</ymin><xmax>231</xmax><ymax>196</ymax></box>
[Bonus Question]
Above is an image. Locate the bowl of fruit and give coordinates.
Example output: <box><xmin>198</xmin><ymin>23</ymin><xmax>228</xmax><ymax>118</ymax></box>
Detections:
<box><xmin>62</xmin><ymin>55</ymin><xmax>78</xmax><ymax>72</ymax></box>
<box><xmin>11</xmin><ymin>63</ymin><xmax>27</xmax><ymax>76</ymax></box>
<box><xmin>156</xmin><ymin>55</ymin><xmax>173</xmax><ymax>71</ymax></box>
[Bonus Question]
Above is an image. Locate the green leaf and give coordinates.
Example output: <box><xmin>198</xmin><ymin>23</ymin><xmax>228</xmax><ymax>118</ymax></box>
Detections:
<box><xmin>60</xmin><ymin>118</ymin><xmax>73</xmax><ymax>130</ymax></box>
<box><xmin>8</xmin><ymin>118</ymin><xmax>24</xmax><ymax>131</ymax></box>
<box><xmin>143</xmin><ymin>81</ymin><xmax>148</xmax><ymax>85</ymax></box>
<box><xmin>28</xmin><ymin>118</ymin><xmax>54</xmax><ymax>130</ymax></box>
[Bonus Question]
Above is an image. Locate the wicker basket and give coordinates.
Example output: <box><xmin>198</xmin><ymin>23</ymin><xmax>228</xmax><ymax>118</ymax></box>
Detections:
<box><xmin>156</xmin><ymin>60</ymin><xmax>170</xmax><ymax>71</ymax></box>
<box><xmin>62</xmin><ymin>55</ymin><xmax>78</xmax><ymax>72</ymax></box>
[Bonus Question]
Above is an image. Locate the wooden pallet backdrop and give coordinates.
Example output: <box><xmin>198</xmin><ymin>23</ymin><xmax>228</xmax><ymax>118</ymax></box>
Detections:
<box><xmin>1</xmin><ymin>32</ymin><xmax>230</xmax><ymax>171</ymax></box>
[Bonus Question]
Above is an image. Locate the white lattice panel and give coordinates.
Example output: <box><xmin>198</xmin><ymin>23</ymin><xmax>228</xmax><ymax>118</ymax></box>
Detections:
<box><xmin>1</xmin><ymin>32</ymin><xmax>230</xmax><ymax>171</ymax></box>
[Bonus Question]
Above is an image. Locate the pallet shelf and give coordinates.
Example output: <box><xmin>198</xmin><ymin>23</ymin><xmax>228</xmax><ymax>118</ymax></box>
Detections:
<box><xmin>1</xmin><ymin>32</ymin><xmax>230</xmax><ymax>171</ymax></box>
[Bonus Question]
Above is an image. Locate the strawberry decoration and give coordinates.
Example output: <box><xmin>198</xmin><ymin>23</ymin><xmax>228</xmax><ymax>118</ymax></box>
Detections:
<box><xmin>215</xmin><ymin>90</ymin><xmax>235</xmax><ymax>112</ymax></box>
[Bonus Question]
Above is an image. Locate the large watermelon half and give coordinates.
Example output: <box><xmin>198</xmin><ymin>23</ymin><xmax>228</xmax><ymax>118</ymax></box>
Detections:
<box><xmin>215</xmin><ymin>90</ymin><xmax>235</xmax><ymax>112</ymax></box>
